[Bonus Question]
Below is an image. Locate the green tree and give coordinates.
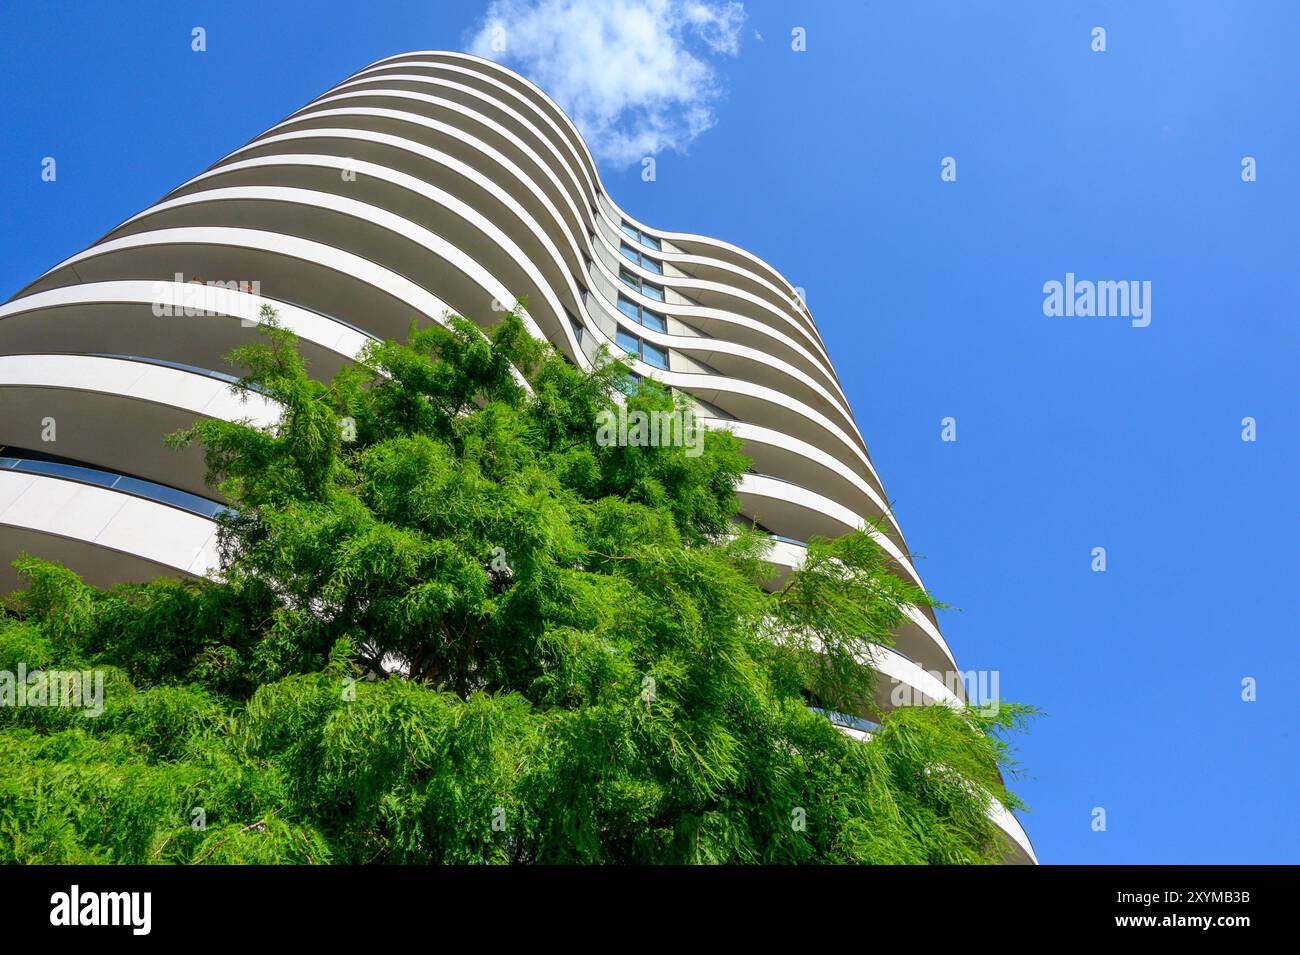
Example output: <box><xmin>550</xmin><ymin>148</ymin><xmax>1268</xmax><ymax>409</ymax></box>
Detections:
<box><xmin>0</xmin><ymin>308</ymin><xmax>1030</xmax><ymax>863</ymax></box>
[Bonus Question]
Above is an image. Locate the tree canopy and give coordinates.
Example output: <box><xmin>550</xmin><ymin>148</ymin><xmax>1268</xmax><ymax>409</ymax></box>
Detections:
<box><xmin>0</xmin><ymin>308</ymin><xmax>1030</xmax><ymax>863</ymax></box>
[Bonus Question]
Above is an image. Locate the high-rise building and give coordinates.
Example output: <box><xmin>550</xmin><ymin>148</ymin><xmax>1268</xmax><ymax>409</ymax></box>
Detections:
<box><xmin>0</xmin><ymin>51</ymin><xmax>1033</xmax><ymax>863</ymax></box>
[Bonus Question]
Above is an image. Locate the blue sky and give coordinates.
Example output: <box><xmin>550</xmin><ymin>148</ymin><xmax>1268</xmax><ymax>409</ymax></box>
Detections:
<box><xmin>1</xmin><ymin>1</ymin><xmax>1296</xmax><ymax>863</ymax></box>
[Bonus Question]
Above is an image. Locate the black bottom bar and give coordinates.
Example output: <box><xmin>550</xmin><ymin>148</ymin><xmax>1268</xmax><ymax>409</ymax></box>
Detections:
<box><xmin>1</xmin><ymin>864</ymin><xmax>1289</xmax><ymax>940</ymax></box>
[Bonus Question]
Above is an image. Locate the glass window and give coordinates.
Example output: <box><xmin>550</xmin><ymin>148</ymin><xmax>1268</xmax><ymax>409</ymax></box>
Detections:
<box><xmin>619</xmin><ymin>268</ymin><xmax>665</xmax><ymax>303</ymax></box>
<box><xmin>641</xmin><ymin>342</ymin><xmax>669</xmax><ymax>369</ymax></box>
<box><xmin>634</xmin><ymin>307</ymin><xmax>660</xmax><ymax>335</ymax></box>
<box><xmin>23</xmin><ymin>458</ymin><xmax>118</xmax><ymax>489</ymax></box>
<box><xmin>614</xmin><ymin>329</ymin><xmax>669</xmax><ymax>370</ymax></box>
<box><xmin>0</xmin><ymin>455</ymin><xmax>223</xmax><ymax>518</ymax></box>
<box><xmin>616</xmin><ymin>371</ymin><xmax>640</xmax><ymax>396</ymax></box>
<box><xmin>620</xmin><ymin>221</ymin><xmax>661</xmax><ymax>251</ymax></box>
<box><xmin>616</xmin><ymin>294</ymin><xmax>667</xmax><ymax>334</ymax></box>
<box><xmin>619</xmin><ymin>242</ymin><xmax>662</xmax><ymax>275</ymax></box>
<box><xmin>616</xmin><ymin>328</ymin><xmax>640</xmax><ymax>357</ymax></box>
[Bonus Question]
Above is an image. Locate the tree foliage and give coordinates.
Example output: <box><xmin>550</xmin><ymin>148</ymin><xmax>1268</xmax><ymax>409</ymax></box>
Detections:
<box><xmin>0</xmin><ymin>309</ymin><xmax>1031</xmax><ymax>863</ymax></box>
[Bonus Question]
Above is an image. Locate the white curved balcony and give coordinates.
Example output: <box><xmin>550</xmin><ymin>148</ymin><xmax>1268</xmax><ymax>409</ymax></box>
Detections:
<box><xmin>990</xmin><ymin>804</ymin><xmax>1038</xmax><ymax>864</ymax></box>
<box><xmin>589</xmin><ymin>325</ymin><xmax>882</xmax><ymax>491</ymax></box>
<box><xmin>104</xmin><ymin>185</ymin><xmax>583</xmax><ymax>367</ymax></box>
<box><xmin>19</xmin><ymin>227</ymin><xmax>556</xmax><ymax>366</ymax></box>
<box><xmin>586</xmin><ymin>291</ymin><xmax>857</xmax><ymax>436</ymax></box>
<box><xmin>0</xmin><ymin>467</ymin><xmax>220</xmax><ymax>593</ymax></box>
<box><xmin>0</xmin><ymin>281</ymin><xmax>369</xmax><ymax>379</ymax></box>
<box><xmin>277</xmin><ymin>84</ymin><xmax>832</xmax><ymax>365</ymax></box>
<box><xmin>336</xmin><ymin>65</ymin><xmax>826</xmax><ymax>351</ymax></box>
<box><xmin>198</xmin><ymin>130</ymin><xmax>847</xmax><ymax>411</ymax></box>
<box><xmin>716</xmin><ymin>419</ymin><xmax>902</xmax><ymax>548</ymax></box>
<box><xmin>736</xmin><ymin>472</ymin><xmax>924</xmax><ymax>590</ymax></box>
<box><xmin>353</xmin><ymin>53</ymin><xmax>821</xmax><ymax>337</ymax></box>
<box><xmin>97</xmin><ymin>170</ymin><xmax>864</xmax><ymax>494</ymax></box>
<box><xmin>764</xmin><ymin>536</ymin><xmax>954</xmax><ymax>672</ymax></box>
<box><xmin>0</xmin><ymin>353</ymin><xmax>277</xmax><ymax>496</ymax></box>
<box><xmin>814</xmin><ymin>705</ymin><xmax>1037</xmax><ymax>864</ymax></box>
<box><xmin>149</xmin><ymin>148</ymin><xmax>873</xmax><ymax>526</ymax></box>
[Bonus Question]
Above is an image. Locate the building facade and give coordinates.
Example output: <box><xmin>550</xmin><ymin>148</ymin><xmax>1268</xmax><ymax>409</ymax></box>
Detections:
<box><xmin>0</xmin><ymin>51</ymin><xmax>1033</xmax><ymax>862</ymax></box>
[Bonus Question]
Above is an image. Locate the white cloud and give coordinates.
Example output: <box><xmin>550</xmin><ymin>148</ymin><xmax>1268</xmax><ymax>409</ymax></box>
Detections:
<box><xmin>466</xmin><ymin>0</ymin><xmax>746</xmax><ymax>167</ymax></box>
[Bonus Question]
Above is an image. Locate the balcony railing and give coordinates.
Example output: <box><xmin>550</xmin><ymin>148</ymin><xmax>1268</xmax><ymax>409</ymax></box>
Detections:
<box><xmin>0</xmin><ymin>455</ymin><xmax>226</xmax><ymax>520</ymax></box>
<box><xmin>807</xmin><ymin>706</ymin><xmax>880</xmax><ymax>734</ymax></box>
